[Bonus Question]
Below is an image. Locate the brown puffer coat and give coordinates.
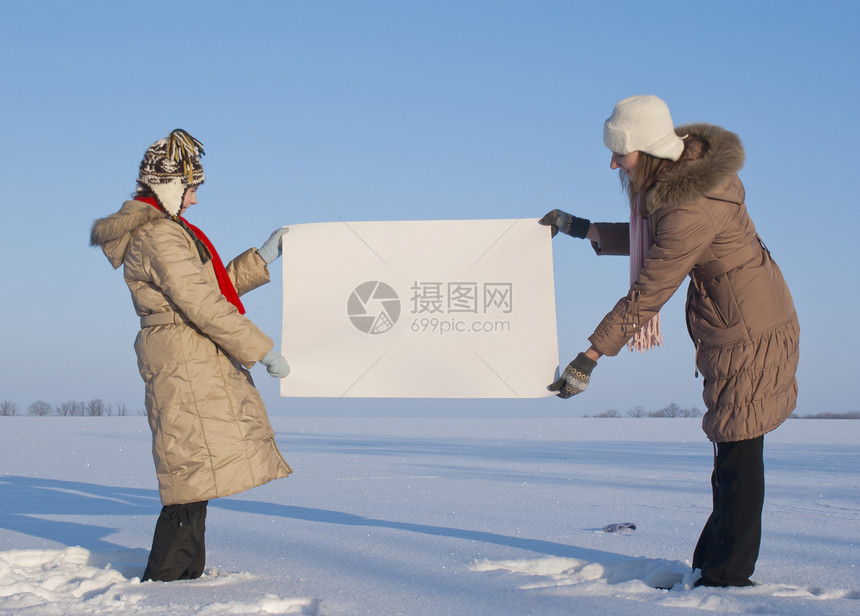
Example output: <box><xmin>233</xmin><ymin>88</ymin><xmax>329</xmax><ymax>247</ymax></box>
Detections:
<box><xmin>588</xmin><ymin>124</ymin><xmax>799</xmax><ymax>443</ymax></box>
<box><xmin>90</xmin><ymin>200</ymin><xmax>292</xmax><ymax>505</ymax></box>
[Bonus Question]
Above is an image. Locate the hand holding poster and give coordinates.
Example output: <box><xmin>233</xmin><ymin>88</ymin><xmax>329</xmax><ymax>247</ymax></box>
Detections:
<box><xmin>280</xmin><ymin>219</ymin><xmax>559</xmax><ymax>398</ymax></box>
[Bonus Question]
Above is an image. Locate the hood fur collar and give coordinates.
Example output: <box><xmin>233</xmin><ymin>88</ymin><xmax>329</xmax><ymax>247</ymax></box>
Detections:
<box><xmin>90</xmin><ymin>200</ymin><xmax>164</xmax><ymax>248</ymax></box>
<box><xmin>644</xmin><ymin>123</ymin><xmax>745</xmax><ymax>214</ymax></box>
<box><xmin>90</xmin><ymin>200</ymin><xmax>166</xmax><ymax>268</ymax></box>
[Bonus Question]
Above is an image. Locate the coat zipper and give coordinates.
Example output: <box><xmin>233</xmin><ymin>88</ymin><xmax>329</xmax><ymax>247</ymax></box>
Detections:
<box><xmin>693</xmin><ymin>339</ymin><xmax>701</xmax><ymax>378</ymax></box>
<box><xmin>625</xmin><ymin>289</ymin><xmax>641</xmax><ymax>335</ymax></box>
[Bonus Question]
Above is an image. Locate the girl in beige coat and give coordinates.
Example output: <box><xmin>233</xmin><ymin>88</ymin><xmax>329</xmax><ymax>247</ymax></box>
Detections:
<box><xmin>91</xmin><ymin>130</ymin><xmax>293</xmax><ymax>581</ymax></box>
<box><xmin>542</xmin><ymin>96</ymin><xmax>799</xmax><ymax>587</ymax></box>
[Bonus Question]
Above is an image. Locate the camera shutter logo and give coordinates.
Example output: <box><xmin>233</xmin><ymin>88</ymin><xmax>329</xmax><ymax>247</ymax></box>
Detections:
<box><xmin>347</xmin><ymin>281</ymin><xmax>401</xmax><ymax>334</ymax></box>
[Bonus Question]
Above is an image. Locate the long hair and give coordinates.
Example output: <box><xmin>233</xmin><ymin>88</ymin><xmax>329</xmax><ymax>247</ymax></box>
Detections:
<box><xmin>619</xmin><ymin>136</ymin><xmax>708</xmax><ymax>214</ymax></box>
<box><xmin>134</xmin><ymin>184</ymin><xmax>155</xmax><ymax>199</ymax></box>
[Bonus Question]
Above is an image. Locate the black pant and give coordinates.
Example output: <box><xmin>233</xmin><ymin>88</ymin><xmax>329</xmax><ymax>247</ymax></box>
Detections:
<box><xmin>142</xmin><ymin>500</ymin><xmax>208</xmax><ymax>582</ymax></box>
<box><xmin>692</xmin><ymin>436</ymin><xmax>764</xmax><ymax>586</ymax></box>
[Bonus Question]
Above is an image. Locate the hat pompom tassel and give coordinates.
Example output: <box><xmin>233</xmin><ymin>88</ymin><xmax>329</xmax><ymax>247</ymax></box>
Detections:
<box><xmin>166</xmin><ymin>129</ymin><xmax>205</xmax><ymax>183</ymax></box>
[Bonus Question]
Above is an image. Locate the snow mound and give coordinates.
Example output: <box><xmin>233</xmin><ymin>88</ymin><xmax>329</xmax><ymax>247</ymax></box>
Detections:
<box><xmin>470</xmin><ymin>554</ymin><xmax>686</xmax><ymax>592</ymax></box>
<box><xmin>0</xmin><ymin>547</ymin><xmax>319</xmax><ymax>615</ymax></box>
<box><xmin>470</xmin><ymin>554</ymin><xmax>860</xmax><ymax>613</ymax></box>
<box><xmin>0</xmin><ymin>547</ymin><xmax>133</xmax><ymax>610</ymax></box>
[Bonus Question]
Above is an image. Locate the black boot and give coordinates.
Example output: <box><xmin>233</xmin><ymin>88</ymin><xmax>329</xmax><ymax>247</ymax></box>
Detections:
<box><xmin>142</xmin><ymin>500</ymin><xmax>208</xmax><ymax>582</ymax></box>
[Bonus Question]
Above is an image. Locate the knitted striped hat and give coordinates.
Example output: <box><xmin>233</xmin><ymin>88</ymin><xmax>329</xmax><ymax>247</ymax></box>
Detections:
<box><xmin>137</xmin><ymin>129</ymin><xmax>205</xmax><ymax>216</ymax></box>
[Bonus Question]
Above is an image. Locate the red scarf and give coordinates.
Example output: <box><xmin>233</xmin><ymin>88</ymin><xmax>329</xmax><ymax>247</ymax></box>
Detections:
<box><xmin>136</xmin><ymin>197</ymin><xmax>245</xmax><ymax>314</ymax></box>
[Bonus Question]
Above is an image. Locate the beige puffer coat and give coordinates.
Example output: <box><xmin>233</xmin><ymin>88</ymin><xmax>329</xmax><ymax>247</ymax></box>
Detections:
<box><xmin>91</xmin><ymin>200</ymin><xmax>292</xmax><ymax>505</ymax></box>
<box><xmin>588</xmin><ymin>124</ymin><xmax>799</xmax><ymax>443</ymax></box>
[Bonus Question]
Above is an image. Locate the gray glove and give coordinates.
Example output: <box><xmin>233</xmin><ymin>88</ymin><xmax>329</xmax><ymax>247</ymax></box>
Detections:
<box><xmin>260</xmin><ymin>349</ymin><xmax>290</xmax><ymax>378</ymax></box>
<box><xmin>549</xmin><ymin>352</ymin><xmax>597</xmax><ymax>398</ymax></box>
<box><xmin>539</xmin><ymin>209</ymin><xmax>590</xmax><ymax>239</ymax></box>
<box><xmin>258</xmin><ymin>227</ymin><xmax>290</xmax><ymax>265</ymax></box>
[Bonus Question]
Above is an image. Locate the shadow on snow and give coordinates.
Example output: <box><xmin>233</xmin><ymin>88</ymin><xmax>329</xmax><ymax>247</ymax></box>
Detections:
<box><xmin>0</xmin><ymin>474</ymin><xmax>627</xmax><ymax>568</ymax></box>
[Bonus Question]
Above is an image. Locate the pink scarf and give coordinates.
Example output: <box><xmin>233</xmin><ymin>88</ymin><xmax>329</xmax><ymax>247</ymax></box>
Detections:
<box><xmin>628</xmin><ymin>195</ymin><xmax>662</xmax><ymax>351</ymax></box>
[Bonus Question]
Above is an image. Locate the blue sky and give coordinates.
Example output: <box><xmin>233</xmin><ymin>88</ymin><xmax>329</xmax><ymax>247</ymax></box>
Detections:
<box><xmin>1</xmin><ymin>0</ymin><xmax>857</xmax><ymax>418</ymax></box>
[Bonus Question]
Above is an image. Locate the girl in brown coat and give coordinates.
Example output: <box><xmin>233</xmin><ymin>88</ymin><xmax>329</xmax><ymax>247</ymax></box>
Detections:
<box><xmin>542</xmin><ymin>96</ymin><xmax>799</xmax><ymax>587</ymax></box>
<box><xmin>90</xmin><ymin>130</ymin><xmax>293</xmax><ymax>581</ymax></box>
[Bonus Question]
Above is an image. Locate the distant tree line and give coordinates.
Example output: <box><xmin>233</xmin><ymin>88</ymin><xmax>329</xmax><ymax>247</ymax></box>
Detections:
<box><xmin>2</xmin><ymin>399</ymin><xmax>857</xmax><ymax>419</ymax></box>
<box><xmin>789</xmin><ymin>411</ymin><xmax>860</xmax><ymax>419</ymax></box>
<box><xmin>586</xmin><ymin>403</ymin><xmax>859</xmax><ymax>419</ymax></box>
<box><xmin>588</xmin><ymin>403</ymin><xmax>703</xmax><ymax>418</ymax></box>
<box><xmin>0</xmin><ymin>399</ymin><xmax>143</xmax><ymax>417</ymax></box>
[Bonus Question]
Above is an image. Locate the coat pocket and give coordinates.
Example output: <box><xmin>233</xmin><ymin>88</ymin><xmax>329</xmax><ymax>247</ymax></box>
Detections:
<box><xmin>686</xmin><ymin>280</ymin><xmax>746</xmax><ymax>348</ymax></box>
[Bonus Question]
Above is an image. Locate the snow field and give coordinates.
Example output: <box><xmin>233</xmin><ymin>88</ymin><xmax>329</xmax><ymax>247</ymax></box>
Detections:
<box><xmin>0</xmin><ymin>417</ymin><xmax>857</xmax><ymax>615</ymax></box>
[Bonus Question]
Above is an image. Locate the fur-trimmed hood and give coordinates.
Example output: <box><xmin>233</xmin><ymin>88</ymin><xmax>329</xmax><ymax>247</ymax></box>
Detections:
<box><xmin>644</xmin><ymin>123</ymin><xmax>745</xmax><ymax>214</ymax></box>
<box><xmin>90</xmin><ymin>200</ymin><xmax>166</xmax><ymax>269</ymax></box>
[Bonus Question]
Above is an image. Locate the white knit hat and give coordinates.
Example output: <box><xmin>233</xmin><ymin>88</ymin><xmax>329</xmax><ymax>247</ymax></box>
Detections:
<box><xmin>603</xmin><ymin>95</ymin><xmax>685</xmax><ymax>161</ymax></box>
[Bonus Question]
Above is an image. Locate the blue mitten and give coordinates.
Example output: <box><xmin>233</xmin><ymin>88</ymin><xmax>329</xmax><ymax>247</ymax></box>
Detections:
<box><xmin>258</xmin><ymin>227</ymin><xmax>290</xmax><ymax>265</ymax></box>
<box><xmin>260</xmin><ymin>350</ymin><xmax>290</xmax><ymax>378</ymax></box>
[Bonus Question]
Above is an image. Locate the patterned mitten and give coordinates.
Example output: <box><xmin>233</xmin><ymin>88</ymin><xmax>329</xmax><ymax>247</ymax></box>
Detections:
<box><xmin>549</xmin><ymin>352</ymin><xmax>597</xmax><ymax>399</ymax></box>
<box><xmin>538</xmin><ymin>209</ymin><xmax>590</xmax><ymax>239</ymax></box>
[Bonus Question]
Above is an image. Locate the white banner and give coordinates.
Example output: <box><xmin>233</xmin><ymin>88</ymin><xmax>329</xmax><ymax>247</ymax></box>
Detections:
<box><xmin>280</xmin><ymin>219</ymin><xmax>559</xmax><ymax>398</ymax></box>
